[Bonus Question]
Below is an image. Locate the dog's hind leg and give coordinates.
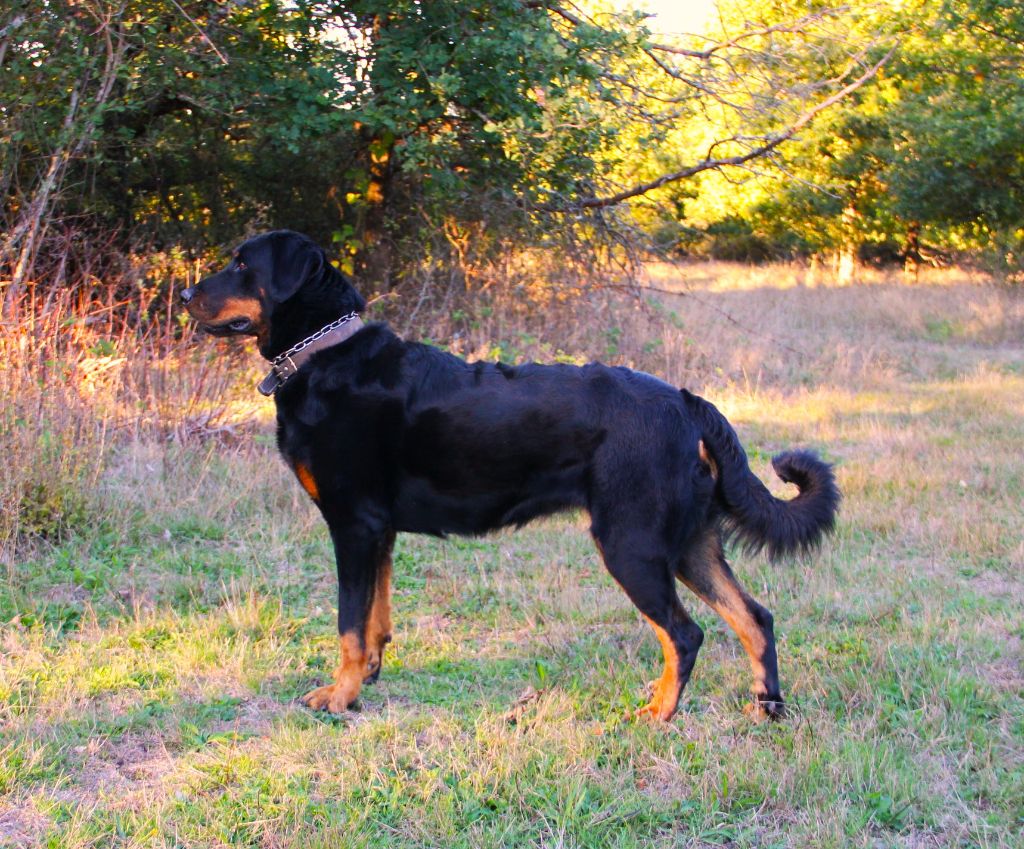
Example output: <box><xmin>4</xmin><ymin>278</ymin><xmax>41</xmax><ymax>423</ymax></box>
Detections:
<box><xmin>593</xmin><ymin>529</ymin><xmax>704</xmax><ymax>722</ymax></box>
<box><xmin>301</xmin><ymin>521</ymin><xmax>394</xmax><ymax>713</ymax></box>
<box><xmin>677</xmin><ymin>530</ymin><xmax>784</xmax><ymax>719</ymax></box>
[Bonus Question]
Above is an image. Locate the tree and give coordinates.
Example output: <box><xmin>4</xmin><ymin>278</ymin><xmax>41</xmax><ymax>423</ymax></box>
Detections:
<box><xmin>673</xmin><ymin>0</ymin><xmax>1024</xmax><ymax>276</ymax></box>
<box><xmin>2</xmin><ymin>2</ymin><xmax>359</xmax><ymax>277</ymax></box>
<box><xmin>888</xmin><ymin>0</ymin><xmax>1024</xmax><ymax>273</ymax></box>
<box><xmin>1</xmin><ymin>0</ymin><xmax>890</xmax><ymax>310</ymax></box>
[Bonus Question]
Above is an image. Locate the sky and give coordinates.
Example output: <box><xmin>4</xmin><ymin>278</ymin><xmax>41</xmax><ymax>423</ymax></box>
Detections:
<box><xmin>631</xmin><ymin>0</ymin><xmax>716</xmax><ymax>35</ymax></box>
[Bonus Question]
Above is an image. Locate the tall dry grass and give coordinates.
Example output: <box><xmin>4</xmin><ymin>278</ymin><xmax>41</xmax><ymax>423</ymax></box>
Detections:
<box><xmin>3</xmin><ymin>254</ymin><xmax>1020</xmax><ymax>560</ymax></box>
<box><xmin>641</xmin><ymin>259</ymin><xmax>1024</xmax><ymax>391</ymax></box>
<box><xmin>0</xmin><ymin>271</ymin><xmax>262</xmax><ymax>557</ymax></box>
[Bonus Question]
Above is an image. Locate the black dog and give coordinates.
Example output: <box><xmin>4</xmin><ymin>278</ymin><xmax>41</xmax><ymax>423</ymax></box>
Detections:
<box><xmin>181</xmin><ymin>230</ymin><xmax>839</xmax><ymax>721</ymax></box>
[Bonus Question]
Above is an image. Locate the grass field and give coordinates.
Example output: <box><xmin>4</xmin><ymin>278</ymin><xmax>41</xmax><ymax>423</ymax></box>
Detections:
<box><xmin>1</xmin><ymin>265</ymin><xmax>1022</xmax><ymax>847</ymax></box>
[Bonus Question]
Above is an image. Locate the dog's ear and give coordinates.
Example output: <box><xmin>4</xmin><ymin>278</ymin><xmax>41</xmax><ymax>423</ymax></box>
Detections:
<box><xmin>270</xmin><ymin>234</ymin><xmax>325</xmax><ymax>302</ymax></box>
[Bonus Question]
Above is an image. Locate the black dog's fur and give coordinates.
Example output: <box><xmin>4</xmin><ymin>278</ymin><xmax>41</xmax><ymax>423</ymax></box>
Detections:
<box><xmin>182</xmin><ymin>230</ymin><xmax>840</xmax><ymax>721</ymax></box>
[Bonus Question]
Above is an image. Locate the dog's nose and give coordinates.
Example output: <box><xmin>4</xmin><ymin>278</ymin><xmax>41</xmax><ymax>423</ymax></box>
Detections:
<box><xmin>180</xmin><ymin>287</ymin><xmax>196</xmax><ymax>304</ymax></box>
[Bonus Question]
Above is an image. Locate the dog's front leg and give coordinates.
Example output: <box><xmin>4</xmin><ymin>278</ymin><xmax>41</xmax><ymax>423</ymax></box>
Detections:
<box><xmin>301</xmin><ymin>521</ymin><xmax>394</xmax><ymax>713</ymax></box>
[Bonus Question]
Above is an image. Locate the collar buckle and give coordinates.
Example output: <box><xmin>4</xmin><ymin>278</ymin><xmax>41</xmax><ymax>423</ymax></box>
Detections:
<box><xmin>257</xmin><ymin>371</ymin><xmax>280</xmax><ymax>397</ymax></box>
<box><xmin>275</xmin><ymin>355</ymin><xmax>298</xmax><ymax>381</ymax></box>
<box><xmin>257</xmin><ymin>312</ymin><xmax>363</xmax><ymax>396</ymax></box>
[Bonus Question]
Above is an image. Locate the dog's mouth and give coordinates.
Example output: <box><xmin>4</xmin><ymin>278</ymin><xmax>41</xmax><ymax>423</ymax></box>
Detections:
<box><xmin>201</xmin><ymin>317</ymin><xmax>254</xmax><ymax>336</ymax></box>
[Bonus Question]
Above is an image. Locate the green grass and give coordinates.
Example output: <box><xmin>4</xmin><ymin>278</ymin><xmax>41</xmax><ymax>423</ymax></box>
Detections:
<box><xmin>1</xmin><ymin>271</ymin><xmax>1022</xmax><ymax>847</ymax></box>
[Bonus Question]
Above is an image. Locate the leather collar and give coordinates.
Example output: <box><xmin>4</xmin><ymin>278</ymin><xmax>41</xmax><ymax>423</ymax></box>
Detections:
<box><xmin>258</xmin><ymin>312</ymin><xmax>363</xmax><ymax>396</ymax></box>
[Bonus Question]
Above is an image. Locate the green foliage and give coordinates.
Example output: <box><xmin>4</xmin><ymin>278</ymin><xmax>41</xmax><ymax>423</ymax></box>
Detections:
<box><xmin>1</xmin><ymin>0</ymin><xmax>656</xmax><ymax>288</ymax></box>
<box><xmin>672</xmin><ymin>0</ymin><xmax>1024</xmax><ymax>271</ymax></box>
<box><xmin>5</xmin><ymin>0</ymin><xmax>1024</xmax><ymax>292</ymax></box>
<box><xmin>3</xmin><ymin>0</ymin><xmax>920</xmax><ymax>299</ymax></box>
<box><xmin>2</xmin><ymin>1</ymin><xmax>359</xmax><ymax>246</ymax></box>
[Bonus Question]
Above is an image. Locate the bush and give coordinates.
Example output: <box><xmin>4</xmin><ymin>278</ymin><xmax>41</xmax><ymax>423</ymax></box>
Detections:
<box><xmin>857</xmin><ymin>240</ymin><xmax>905</xmax><ymax>268</ymax></box>
<box><xmin>702</xmin><ymin>219</ymin><xmax>777</xmax><ymax>264</ymax></box>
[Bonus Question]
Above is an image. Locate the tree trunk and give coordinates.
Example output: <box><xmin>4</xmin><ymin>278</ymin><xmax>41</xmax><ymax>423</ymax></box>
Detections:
<box><xmin>4</xmin><ymin>88</ymin><xmax>80</xmax><ymax>307</ymax></box>
<box><xmin>903</xmin><ymin>221</ymin><xmax>921</xmax><ymax>280</ymax></box>
<box><xmin>3</xmin><ymin>9</ymin><xmax>126</xmax><ymax>313</ymax></box>
<box><xmin>353</xmin><ymin>135</ymin><xmax>396</xmax><ymax>290</ymax></box>
<box><xmin>836</xmin><ymin>202</ymin><xmax>859</xmax><ymax>285</ymax></box>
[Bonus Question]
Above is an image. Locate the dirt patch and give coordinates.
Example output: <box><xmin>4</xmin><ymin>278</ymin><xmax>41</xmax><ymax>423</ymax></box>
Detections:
<box><xmin>45</xmin><ymin>695</ymin><xmax>281</xmax><ymax>814</ymax></box>
<box><xmin>54</xmin><ymin>731</ymin><xmax>176</xmax><ymax>807</ymax></box>
<box><xmin>0</xmin><ymin>801</ymin><xmax>51</xmax><ymax>849</ymax></box>
<box><xmin>978</xmin><ymin>635</ymin><xmax>1023</xmax><ymax>693</ymax></box>
<box><xmin>203</xmin><ymin>694</ymin><xmax>280</xmax><ymax>740</ymax></box>
<box><xmin>970</xmin><ymin>570</ymin><xmax>1024</xmax><ymax>600</ymax></box>
<box><xmin>893</xmin><ymin>828</ymin><xmax>953</xmax><ymax>848</ymax></box>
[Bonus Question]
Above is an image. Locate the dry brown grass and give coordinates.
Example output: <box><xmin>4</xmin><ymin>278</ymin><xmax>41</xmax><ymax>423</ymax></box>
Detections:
<box><xmin>0</xmin><ymin>279</ymin><xmax>269</xmax><ymax>556</ymax></box>
<box><xmin>641</xmin><ymin>260</ymin><xmax>1024</xmax><ymax>391</ymax></box>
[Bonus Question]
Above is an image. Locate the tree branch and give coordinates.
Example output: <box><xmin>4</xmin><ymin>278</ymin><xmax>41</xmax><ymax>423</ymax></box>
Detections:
<box><xmin>551</xmin><ymin>44</ymin><xmax>897</xmax><ymax>212</ymax></box>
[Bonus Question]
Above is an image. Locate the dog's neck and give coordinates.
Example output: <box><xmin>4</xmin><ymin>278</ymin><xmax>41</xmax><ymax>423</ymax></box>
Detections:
<box><xmin>257</xmin><ymin>312</ymin><xmax>363</xmax><ymax>396</ymax></box>
<box><xmin>260</xmin><ymin>266</ymin><xmax>366</xmax><ymax>360</ymax></box>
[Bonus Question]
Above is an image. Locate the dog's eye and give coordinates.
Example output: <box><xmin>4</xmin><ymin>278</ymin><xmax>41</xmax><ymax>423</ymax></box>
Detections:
<box><xmin>235</xmin><ymin>260</ymin><xmax>247</xmax><ymax>272</ymax></box>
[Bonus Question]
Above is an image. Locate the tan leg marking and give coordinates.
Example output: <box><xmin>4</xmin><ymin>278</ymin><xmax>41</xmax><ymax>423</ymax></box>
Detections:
<box><xmin>364</xmin><ymin>547</ymin><xmax>393</xmax><ymax>682</ymax></box>
<box><xmin>302</xmin><ymin>535</ymin><xmax>395</xmax><ymax>711</ymax></box>
<box><xmin>716</xmin><ymin>576</ymin><xmax>767</xmax><ymax>677</ymax></box>
<box><xmin>300</xmin><ymin>632</ymin><xmax>366</xmax><ymax>713</ymax></box>
<box><xmin>679</xmin><ymin>536</ymin><xmax>776</xmax><ymax>717</ymax></box>
<box><xmin>636</xmin><ymin>616</ymin><xmax>682</xmax><ymax>722</ymax></box>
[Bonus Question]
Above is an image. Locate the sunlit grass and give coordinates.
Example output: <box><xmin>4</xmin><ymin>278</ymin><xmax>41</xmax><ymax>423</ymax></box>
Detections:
<box><xmin>1</xmin><ymin>265</ymin><xmax>1022</xmax><ymax>847</ymax></box>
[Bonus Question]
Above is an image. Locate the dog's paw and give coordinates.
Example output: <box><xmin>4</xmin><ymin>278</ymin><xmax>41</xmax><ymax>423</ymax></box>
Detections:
<box><xmin>300</xmin><ymin>681</ymin><xmax>360</xmax><ymax>713</ymax></box>
<box><xmin>744</xmin><ymin>695</ymin><xmax>785</xmax><ymax>722</ymax></box>
<box><xmin>634</xmin><ymin>687</ymin><xmax>680</xmax><ymax>722</ymax></box>
<box><xmin>635</xmin><ymin>700</ymin><xmax>677</xmax><ymax>722</ymax></box>
<box><xmin>634</xmin><ymin>677</ymin><xmax>680</xmax><ymax>722</ymax></box>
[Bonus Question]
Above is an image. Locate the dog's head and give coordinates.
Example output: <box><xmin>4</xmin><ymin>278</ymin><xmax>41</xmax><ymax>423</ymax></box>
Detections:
<box><xmin>180</xmin><ymin>230</ymin><xmax>361</xmax><ymax>356</ymax></box>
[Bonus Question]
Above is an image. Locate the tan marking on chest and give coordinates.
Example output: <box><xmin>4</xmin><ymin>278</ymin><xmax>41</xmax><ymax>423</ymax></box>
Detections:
<box><xmin>698</xmin><ymin>439</ymin><xmax>718</xmax><ymax>479</ymax></box>
<box><xmin>294</xmin><ymin>462</ymin><xmax>319</xmax><ymax>501</ymax></box>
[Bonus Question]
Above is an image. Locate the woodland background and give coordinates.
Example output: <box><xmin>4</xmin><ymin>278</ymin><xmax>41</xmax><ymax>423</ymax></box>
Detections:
<box><xmin>4</xmin><ymin>0</ymin><xmax>1024</xmax><ymax>308</ymax></box>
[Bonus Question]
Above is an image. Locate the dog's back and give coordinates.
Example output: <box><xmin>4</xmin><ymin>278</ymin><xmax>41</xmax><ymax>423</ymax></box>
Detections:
<box><xmin>284</xmin><ymin>331</ymin><xmax>711</xmax><ymax>538</ymax></box>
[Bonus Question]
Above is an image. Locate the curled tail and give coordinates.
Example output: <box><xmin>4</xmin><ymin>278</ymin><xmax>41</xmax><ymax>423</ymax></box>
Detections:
<box><xmin>682</xmin><ymin>388</ymin><xmax>840</xmax><ymax>559</ymax></box>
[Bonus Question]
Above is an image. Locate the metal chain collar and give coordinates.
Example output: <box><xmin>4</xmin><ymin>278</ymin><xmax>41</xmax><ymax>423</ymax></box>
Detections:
<box><xmin>258</xmin><ymin>311</ymin><xmax>362</xmax><ymax>396</ymax></box>
<box><xmin>272</xmin><ymin>311</ymin><xmax>360</xmax><ymax>366</ymax></box>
